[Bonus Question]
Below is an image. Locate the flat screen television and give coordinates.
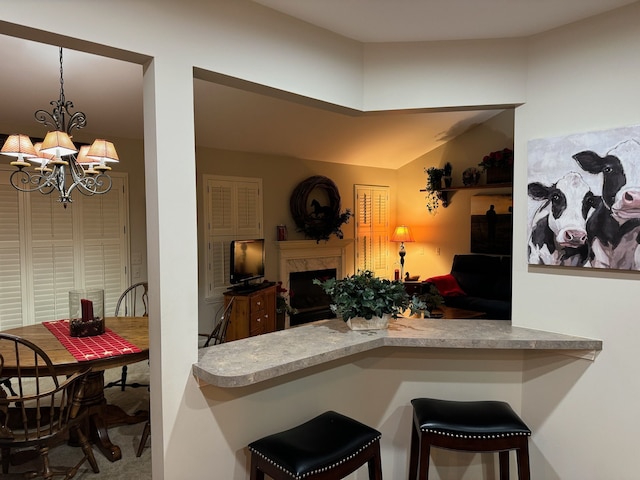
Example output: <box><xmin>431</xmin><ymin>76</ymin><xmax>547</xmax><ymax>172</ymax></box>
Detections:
<box><xmin>230</xmin><ymin>239</ymin><xmax>265</xmax><ymax>287</ymax></box>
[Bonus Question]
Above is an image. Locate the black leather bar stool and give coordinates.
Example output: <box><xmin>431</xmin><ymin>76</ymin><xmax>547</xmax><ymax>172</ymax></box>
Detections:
<box><xmin>248</xmin><ymin>410</ymin><xmax>383</xmax><ymax>480</ymax></box>
<box><xmin>409</xmin><ymin>398</ymin><xmax>531</xmax><ymax>480</ymax></box>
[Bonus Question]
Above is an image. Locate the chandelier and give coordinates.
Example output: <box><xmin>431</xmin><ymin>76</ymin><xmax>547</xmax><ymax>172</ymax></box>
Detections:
<box><xmin>0</xmin><ymin>47</ymin><xmax>119</xmax><ymax>207</ymax></box>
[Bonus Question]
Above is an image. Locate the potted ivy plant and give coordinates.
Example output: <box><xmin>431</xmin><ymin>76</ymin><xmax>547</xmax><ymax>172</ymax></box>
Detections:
<box><xmin>313</xmin><ymin>270</ymin><xmax>412</xmax><ymax>330</ymax></box>
<box><xmin>409</xmin><ymin>283</ymin><xmax>444</xmax><ymax>318</ymax></box>
<box><xmin>424</xmin><ymin>167</ymin><xmax>445</xmax><ymax>214</ymax></box>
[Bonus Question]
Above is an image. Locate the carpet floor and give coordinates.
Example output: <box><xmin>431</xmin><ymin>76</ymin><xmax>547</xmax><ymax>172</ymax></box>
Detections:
<box><xmin>4</xmin><ymin>362</ymin><xmax>151</xmax><ymax>479</ymax></box>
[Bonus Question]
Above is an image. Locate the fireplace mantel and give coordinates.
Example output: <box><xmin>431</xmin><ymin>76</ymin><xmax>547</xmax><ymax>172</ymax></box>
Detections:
<box><xmin>275</xmin><ymin>239</ymin><xmax>354</xmax><ymax>287</ymax></box>
<box><xmin>275</xmin><ymin>239</ymin><xmax>354</xmax><ymax>328</ymax></box>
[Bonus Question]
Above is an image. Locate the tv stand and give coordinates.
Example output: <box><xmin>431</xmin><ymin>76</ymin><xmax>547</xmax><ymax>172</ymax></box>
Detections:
<box><xmin>223</xmin><ymin>284</ymin><xmax>276</xmax><ymax>341</ymax></box>
<box><xmin>228</xmin><ymin>281</ymin><xmax>276</xmax><ymax>295</ymax></box>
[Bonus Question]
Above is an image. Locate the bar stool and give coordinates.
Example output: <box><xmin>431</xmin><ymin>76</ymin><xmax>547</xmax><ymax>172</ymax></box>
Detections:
<box><xmin>409</xmin><ymin>398</ymin><xmax>531</xmax><ymax>480</ymax></box>
<box><xmin>248</xmin><ymin>410</ymin><xmax>383</xmax><ymax>480</ymax></box>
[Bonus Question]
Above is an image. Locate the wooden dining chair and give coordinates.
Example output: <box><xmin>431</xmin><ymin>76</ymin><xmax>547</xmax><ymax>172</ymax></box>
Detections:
<box><xmin>199</xmin><ymin>297</ymin><xmax>235</xmax><ymax>348</ymax></box>
<box><xmin>0</xmin><ymin>332</ymin><xmax>99</xmax><ymax>478</ymax></box>
<box><xmin>106</xmin><ymin>281</ymin><xmax>149</xmax><ymax>391</ymax></box>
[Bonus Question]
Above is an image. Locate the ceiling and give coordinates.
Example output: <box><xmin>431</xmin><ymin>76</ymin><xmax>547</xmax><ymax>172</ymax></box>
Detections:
<box><xmin>252</xmin><ymin>0</ymin><xmax>635</xmax><ymax>43</ymax></box>
<box><xmin>0</xmin><ymin>0</ymin><xmax>635</xmax><ymax>169</ymax></box>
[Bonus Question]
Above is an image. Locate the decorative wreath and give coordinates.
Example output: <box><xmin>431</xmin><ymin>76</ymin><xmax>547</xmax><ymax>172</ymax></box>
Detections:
<box><xmin>290</xmin><ymin>175</ymin><xmax>352</xmax><ymax>243</ymax></box>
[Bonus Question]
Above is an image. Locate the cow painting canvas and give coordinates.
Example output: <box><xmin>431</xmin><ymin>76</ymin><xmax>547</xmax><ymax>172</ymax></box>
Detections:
<box><xmin>527</xmin><ymin>124</ymin><xmax>640</xmax><ymax>270</ymax></box>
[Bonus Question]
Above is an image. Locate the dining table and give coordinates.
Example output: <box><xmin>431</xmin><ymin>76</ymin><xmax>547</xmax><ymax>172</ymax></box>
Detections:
<box><xmin>0</xmin><ymin>316</ymin><xmax>149</xmax><ymax>462</ymax></box>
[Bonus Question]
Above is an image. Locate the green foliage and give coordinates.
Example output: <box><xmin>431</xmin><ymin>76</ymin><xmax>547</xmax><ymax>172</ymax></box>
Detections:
<box><xmin>314</xmin><ymin>270</ymin><xmax>410</xmax><ymax>321</ymax></box>
<box><xmin>409</xmin><ymin>283</ymin><xmax>444</xmax><ymax>317</ymax></box>
<box><xmin>424</xmin><ymin>166</ymin><xmax>445</xmax><ymax>214</ymax></box>
<box><xmin>299</xmin><ymin>209</ymin><xmax>352</xmax><ymax>243</ymax></box>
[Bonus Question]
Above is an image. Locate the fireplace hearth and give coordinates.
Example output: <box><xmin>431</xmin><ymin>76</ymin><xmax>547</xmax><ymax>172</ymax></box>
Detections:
<box><xmin>289</xmin><ymin>269</ymin><xmax>336</xmax><ymax>326</ymax></box>
<box><xmin>275</xmin><ymin>239</ymin><xmax>353</xmax><ymax>328</ymax></box>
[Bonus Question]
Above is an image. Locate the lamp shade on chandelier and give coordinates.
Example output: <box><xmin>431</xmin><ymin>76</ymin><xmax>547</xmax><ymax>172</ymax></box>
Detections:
<box><xmin>0</xmin><ymin>47</ymin><xmax>120</xmax><ymax>207</ymax></box>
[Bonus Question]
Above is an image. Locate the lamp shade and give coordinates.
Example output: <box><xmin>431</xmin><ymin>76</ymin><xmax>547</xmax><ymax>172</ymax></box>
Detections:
<box><xmin>391</xmin><ymin>225</ymin><xmax>415</xmax><ymax>243</ymax></box>
<box><xmin>87</xmin><ymin>139</ymin><xmax>119</xmax><ymax>163</ymax></box>
<box><xmin>76</xmin><ymin>145</ymin><xmax>93</xmax><ymax>164</ymax></box>
<box><xmin>32</xmin><ymin>142</ymin><xmax>56</xmax><ymax>164</ymax></box>
<box><xmin>40</xmin><ymin>131</ymin><xmax>77</xmax><ymax>156</ymax></box>
<box><xmin>1</xmin><ymin>134</ymin><xmax>37</xmax><ymax>158</ymax></box>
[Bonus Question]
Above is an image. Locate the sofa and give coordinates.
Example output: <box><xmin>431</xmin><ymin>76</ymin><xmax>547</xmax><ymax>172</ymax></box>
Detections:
<box><xmin>426</xmin><ymin>254</ymin><xmax>512</xmax><ymax>320</ymax></box>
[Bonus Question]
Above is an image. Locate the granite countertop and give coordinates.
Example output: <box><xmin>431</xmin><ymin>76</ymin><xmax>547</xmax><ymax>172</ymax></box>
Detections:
<box><xmin>193</xmin><ymin>317</ymin><xmax>602</xmax><ymax>388</ymax></box>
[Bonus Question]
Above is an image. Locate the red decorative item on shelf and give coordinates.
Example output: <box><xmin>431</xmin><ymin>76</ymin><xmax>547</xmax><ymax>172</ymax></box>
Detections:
<box><xmin>479</xmin><ymin>148</ymin><xmax>514</xmax><ymax>184</ymax></box>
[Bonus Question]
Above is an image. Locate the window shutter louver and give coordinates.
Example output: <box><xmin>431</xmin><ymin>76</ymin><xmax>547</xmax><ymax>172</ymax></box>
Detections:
<box><xmin>0</xmin><ymin>175</ymin><xmax>24</xmax><ymax>329</ymax></box>
<box><xmin>0</xmin><ymin>169</ymin><xmax>130</xmax><ymax>326</ymax></box>
<box><xmin>203</xmin><ymin>176</ymin><xmax>263</xmax><ymax>301</ymax></box>
<box><xmin>355</xmin><ymin>185</ymin><xmax>390</xmax><ymax>278</ymax></box>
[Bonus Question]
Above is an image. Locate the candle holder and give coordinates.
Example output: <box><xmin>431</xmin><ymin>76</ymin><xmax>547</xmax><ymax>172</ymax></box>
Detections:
<box><xmin>69</xmin><ymin>289</ymin><xmax>105</xmax><ymax>337</ymax></box>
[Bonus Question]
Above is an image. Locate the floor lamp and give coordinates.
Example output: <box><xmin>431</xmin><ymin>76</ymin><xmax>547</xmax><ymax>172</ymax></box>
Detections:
<box><xmin>391</xmin><ymin>225</ymin><xmax>415</xmax><ymax>280</ymax></box>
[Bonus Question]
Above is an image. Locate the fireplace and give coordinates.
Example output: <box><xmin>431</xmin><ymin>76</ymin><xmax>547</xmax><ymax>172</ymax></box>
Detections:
<box><xmin>275</xmin><ymin>239</ymin><xmax>353</xmax><ymax>328</ymax></box>
<box><xmin>289</xmin><ymin>268</ymin><xmax>337</xmax><ymax>326</ymax></box>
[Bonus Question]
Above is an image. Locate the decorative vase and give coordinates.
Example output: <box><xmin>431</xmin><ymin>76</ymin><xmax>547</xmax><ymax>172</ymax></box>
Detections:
<box><xmin>486</xmin><ymin>166</ymin><xmax>512</xmax><ymax>184</ymax></box>
<box><xmin>346</xmin><ymin>314</ymin><xmax>390</xmax><ymax>331</ymax></box>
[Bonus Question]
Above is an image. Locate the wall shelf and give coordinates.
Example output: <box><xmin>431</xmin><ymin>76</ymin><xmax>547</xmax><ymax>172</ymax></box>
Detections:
<box><xmin>420</xmin><ymin>183</ymin><xmax>512</xmax><ymax>207</ymax></box>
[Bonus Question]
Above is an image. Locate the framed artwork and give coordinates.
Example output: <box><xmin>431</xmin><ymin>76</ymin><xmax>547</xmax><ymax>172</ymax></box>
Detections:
<box><xmin>527</xmin><ymin>124</ymin><xmax>640</xmax><ymax>270</ymax></box>
<box><xmin>470</xmin><ymin>194</ymin><xmax>513</xmax><ymax>255</ymax></box>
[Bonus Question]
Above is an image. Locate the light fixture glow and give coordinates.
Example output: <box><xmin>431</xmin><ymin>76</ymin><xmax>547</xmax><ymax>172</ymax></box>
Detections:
<box><xmin>391</xmin><ymin>225</ymin><xmax>415</xmax><ymax>280</ymax></box>
<box><xmin>0</xmin><ymin>47</ymin><xmax>119</xmax><ymax>207</ymax></box>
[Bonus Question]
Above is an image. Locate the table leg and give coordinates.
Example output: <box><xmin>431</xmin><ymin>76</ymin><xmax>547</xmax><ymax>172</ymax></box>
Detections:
<box><xmin>81</xmin><ymin>370</ymin><xmax>149</xmax><ymax>462</ymax></box>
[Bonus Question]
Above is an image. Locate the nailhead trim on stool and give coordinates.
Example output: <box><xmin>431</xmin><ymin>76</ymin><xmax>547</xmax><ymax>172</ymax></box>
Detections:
<box><xmin>409</xmin><ymin>398</ymin><xmax>531</xmax><ymax>480</ymax></box>
<box><xmin>248</xmin><ymin>411</ymin><xmax>383</xmax><ymax>480</ymax></box>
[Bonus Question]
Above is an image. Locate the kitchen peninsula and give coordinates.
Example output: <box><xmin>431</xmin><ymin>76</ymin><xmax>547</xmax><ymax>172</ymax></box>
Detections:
<box><xmin>192</xmin><ymin>317</ymin><xmax>601</xmax><ymax>479</ymax></box>
<box><xmin>193</xmin><ymin>317</ymin><xmax>601</xmax><ymax>388</ymax></box>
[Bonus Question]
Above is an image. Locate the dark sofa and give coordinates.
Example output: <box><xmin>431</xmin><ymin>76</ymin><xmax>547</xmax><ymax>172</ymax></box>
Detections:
<box><xmin>428</xmin><ymin>254</ymin><xmax>512</xmax><ymax>320</ymax></box>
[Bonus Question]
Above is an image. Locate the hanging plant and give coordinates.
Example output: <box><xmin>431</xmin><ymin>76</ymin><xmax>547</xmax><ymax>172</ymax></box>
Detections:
<box><xmin>290</xmin><ymin>175</ymin><xmax>352</xmax><ymax>242</ymax></box>
<box><xmin>424</xmin><ymin>167</ymin><xmax>444</xmax><ymax>214</ymax></box>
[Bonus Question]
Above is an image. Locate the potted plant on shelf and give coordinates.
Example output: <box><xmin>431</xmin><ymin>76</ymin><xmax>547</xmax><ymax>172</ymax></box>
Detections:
<box><xmin>313</xmin><ymin>270</ymin><xmax>413</xmax><ymax>330</ymax></box>
<box><xmin>424</xmin><ymin>167</ymin><xmax>445</xmax><ymax>214</ymax></box>
<box><xmin>478</xmin><ymin>147</ymin><xmax>514</xmax><ymax>184</ymax></box>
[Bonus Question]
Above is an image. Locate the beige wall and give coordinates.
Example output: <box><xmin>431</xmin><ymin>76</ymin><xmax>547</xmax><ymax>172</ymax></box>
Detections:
<box><xmin>396</xmin><ymin>110</ymin><xmax>514</xmax><ymax>278</ymax></box>
<box><xmin>195</xmin><ymin>148</ymin><xmax>400</xmax><ymax>329</ymax></box>
<box><xmin>516</xmin><ymin>3</ymin><xmax>640</xmax><ymax>479</ymax></box>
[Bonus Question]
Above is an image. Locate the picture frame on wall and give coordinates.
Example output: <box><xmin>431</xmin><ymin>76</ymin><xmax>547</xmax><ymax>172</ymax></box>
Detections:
<box><xmin>527</xmin><ymin>124</ymin><xmax>640</xmax><ymax>270</ymax></box>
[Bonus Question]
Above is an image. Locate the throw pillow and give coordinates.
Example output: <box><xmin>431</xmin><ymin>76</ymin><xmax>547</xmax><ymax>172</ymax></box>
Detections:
<box><xmin>426</xmin><ymin>274</ymin><xmax>466</xmax><ymax>297</ymax></box>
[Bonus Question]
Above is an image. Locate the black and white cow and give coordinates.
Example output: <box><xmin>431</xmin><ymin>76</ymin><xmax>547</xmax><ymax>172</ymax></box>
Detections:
<box><xmin>573</xmin><ymin>139</ymin><xmax>640</xmax><ymax>270</ymax></box>
<box><xmin>528</xmin><ymin>171</ymin><xmax>597</xmax><ymax>266</ymax></box>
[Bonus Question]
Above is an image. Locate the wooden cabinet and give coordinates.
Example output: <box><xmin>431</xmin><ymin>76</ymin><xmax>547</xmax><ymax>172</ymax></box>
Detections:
<box><xmin>223</xmin><ymin>285</ymin><xmax>276</xmax><ymax>342</ymax></box>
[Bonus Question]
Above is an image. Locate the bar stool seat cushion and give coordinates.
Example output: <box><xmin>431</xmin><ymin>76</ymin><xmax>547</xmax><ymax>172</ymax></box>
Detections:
<box><xmin>411</xmin><ymin>398</ymin><xmax>531</xmax><ymax>438</ymax></box>
<box><xmin>248</xmin><ymin>410</ymin><xmax>381</xmax><ymax>478</ymax></box>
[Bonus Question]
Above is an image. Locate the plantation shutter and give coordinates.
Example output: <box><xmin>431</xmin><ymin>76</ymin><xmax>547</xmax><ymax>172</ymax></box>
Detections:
<box><xmin>236</xmin><ymin>182</ymin><xmax>261</xmax><ymax>238</ymax></box>
<box><xmin>204</xmin><ymin>175</ymin><xmax>263</xmax><ymax>300</ymax></box>
<box><xmin>355</xmin><ymin>185</ymin><xmax>389</xmax><ymax>277</ymax></box>
<box><xmin>0</xmin><ymin>171</ymin><xmax>24</xmax><ymax>329</ymax></box>
<box><xmin>80</xmin><ymin>176</ymin><xmax>128</xmax><ymax>316</ymax></box>
<box><xmin>0</xmin><ymin>168</ymin><xmax>130</xmax><ymax>328</ymax></box>
<box><xmin>29</xmin><ymin>191</ymin><xmax>76</xmax><ymax>323</ymax></box>
<box><xmin>209</xmin><ymin>180</ymin><xmax>234</xmax><ymax>236</ymax></box>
